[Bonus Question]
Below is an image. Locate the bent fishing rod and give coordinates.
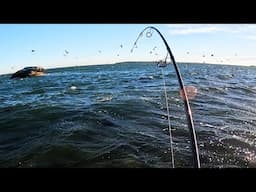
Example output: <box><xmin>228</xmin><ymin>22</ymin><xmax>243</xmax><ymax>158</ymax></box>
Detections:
<box><xmin>131</xmin><ymin>26</ymin><xmax>200</xmax><ymax>168</ymax></box>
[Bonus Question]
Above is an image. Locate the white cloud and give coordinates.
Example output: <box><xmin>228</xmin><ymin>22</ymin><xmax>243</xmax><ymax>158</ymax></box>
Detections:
<box><xmin>245</xmin><ymin>35</ymin><xmax>256</xmax><ymax>40</ymax></box>
<box><xmin>166</xmin><ymin>24</ymin><xmax>224</xmax><ymax>35</ymax></box>
<box><xmin>166</xmin><ymin>24</ymin><xmax>228</xmax><ymax>35</ymax></box>
<box><xmin>166</xmin><ymin>24</ymin><xmax>256</xmax><ymax>36</ymax></box>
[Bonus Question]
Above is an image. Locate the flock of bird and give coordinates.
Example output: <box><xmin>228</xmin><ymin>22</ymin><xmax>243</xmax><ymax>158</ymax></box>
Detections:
<box><xmin>29</xmin><ymin>44</ymin><xmax>238</xmax><ymax>64</ymax></box>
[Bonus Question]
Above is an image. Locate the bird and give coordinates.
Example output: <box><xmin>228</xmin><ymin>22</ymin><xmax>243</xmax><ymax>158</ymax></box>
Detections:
<box><xmin>31</xmin><ymin>50</ymin><xmax>35</xmax><ymax>52</ymax></box>
<box><xmin>120</xmin><ymin>44</ymin><xmax>123</xmax><ymax>48</ymax></box>
<box><xmin>211</xmin><ymin>54</ymin><xmax>214</xmax><ymax>57</ymax></box>
<box><xmin>65</xmin><ymin>50</ymin><xmax>69</xmax><ymax>54</ymax></box>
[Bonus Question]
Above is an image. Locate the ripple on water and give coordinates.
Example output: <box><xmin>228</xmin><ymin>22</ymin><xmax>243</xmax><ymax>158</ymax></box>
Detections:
<box><xmin>1</xmin><ymin>63</ymin><xmax>256</xmax><ymax>167</ymax></box>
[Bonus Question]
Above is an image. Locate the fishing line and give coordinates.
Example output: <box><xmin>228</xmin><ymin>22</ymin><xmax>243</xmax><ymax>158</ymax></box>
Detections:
<box><xmin>160</xmin><ymin>63</ymin><xmax>175</xmax><ymax>168</ymax></box>
<box><xmin>131</xmin><ymin>26</ymin><xmax>201</xmax><ymax>168</ymax></box>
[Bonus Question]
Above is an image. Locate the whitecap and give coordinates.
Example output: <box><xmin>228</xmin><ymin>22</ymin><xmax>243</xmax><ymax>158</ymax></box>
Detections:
<box><xmin>70</xmin><ymin>86</ymin><xmax>77</xmax><ymax>90</ymax></box>
<box><xmin>97</xmin><ymin>95</ymin><xmax>113</xmax><ymax>102</ymax></box>
<box><xmin>138</xmin><ymin>75</ymin><xmax>154</xmax><ymax>80</ymax></box>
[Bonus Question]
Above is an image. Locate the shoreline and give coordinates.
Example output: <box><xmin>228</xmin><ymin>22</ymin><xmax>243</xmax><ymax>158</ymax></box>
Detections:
<box><xmin>1</xmin><ymin>61</ymin><xmax>255</xmax><ymax>76</ymax></box>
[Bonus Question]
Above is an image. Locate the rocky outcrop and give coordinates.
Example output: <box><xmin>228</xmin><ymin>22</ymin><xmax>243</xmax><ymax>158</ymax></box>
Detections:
<box><xmin>11</xmin><ymin>67</ymin><xmax>45</xmax><ymax>79</ymax></box>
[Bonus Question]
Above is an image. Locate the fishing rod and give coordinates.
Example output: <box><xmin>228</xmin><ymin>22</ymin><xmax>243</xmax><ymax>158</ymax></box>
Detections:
<box><xmin>131</xmin><ymin>26</ymin><xmax>200</xmax><ymax>168</ymax></box>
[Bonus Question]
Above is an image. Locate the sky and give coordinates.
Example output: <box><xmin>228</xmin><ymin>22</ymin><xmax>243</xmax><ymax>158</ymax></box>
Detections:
<box><xmin>0</xmin><ymin>24</ymin><xmax>256</xmax><ymax>75</ymax></box>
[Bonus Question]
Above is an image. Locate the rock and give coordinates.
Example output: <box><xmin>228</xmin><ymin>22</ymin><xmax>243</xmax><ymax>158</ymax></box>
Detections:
<box><xmin>11</xmin><ymin>66</ymin><xmax>45</xmax><ymax>79</ymax></box>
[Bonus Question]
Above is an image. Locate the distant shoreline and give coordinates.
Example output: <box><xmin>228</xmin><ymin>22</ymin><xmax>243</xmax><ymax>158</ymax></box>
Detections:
<box><xmin>1</xmin><ymin>61</ymin><xmax>255</xmax><ymax>76</ymax></box>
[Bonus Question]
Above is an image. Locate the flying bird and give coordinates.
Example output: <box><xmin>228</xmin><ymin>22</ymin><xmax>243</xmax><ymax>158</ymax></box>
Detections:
<box><xmin>65</xmin><ymin>50</ymin><xmax>69</xmax><ymax>54</ymax></box>
<box><xmin>120</xmin><ymin>44</ymin><xmax>123</xmax><ymax>48</ymax></box>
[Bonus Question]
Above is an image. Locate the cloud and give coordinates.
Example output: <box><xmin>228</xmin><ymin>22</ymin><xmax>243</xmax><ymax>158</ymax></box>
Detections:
<box><xmin>166</xmin><ymin>24</ymin><xmax>256</xmax><ymax>36</ymax></box>
<box><xmin>245</xmin><ymin>35</ymin><xmax>256</xmax><ymax>40</ymax></box>
<box><xmin>166</xmin><ymin>24</ymin><xmax>224</xmax><ymax>35</ymax></box>
<box><xmin>166</xmin><ymin>24</ymin><xmax>230</xmax><ymax>35</ymax></box>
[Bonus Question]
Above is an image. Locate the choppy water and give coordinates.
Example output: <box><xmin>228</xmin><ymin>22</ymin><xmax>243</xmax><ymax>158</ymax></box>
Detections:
<box><xmin>1</xmin><ymin>62</ymin><xmax>256</xmax><ymax>168</ymax></box>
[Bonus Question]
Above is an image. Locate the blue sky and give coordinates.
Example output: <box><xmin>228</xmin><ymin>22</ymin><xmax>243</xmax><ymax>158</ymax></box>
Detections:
<box><xmin>0</xmin><ymin>24</ymin><xmax>256</xmax><ymax>74</ymax></box>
